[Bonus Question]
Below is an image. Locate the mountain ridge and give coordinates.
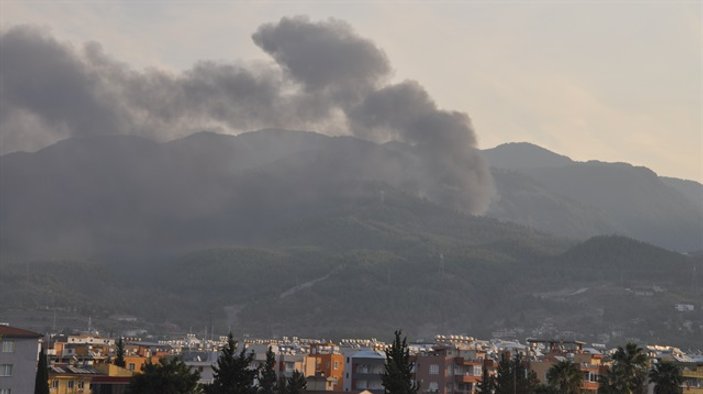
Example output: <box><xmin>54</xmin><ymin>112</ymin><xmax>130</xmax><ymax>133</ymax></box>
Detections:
<box><xmin>1</xmin><ymin>130</ymin><xmax>702</xmax><ymax>346</ymax></box>
<box><xmin>2</xmin><ymin>129</ymin><xmax>701</xmax><ymax>253</ymax></box>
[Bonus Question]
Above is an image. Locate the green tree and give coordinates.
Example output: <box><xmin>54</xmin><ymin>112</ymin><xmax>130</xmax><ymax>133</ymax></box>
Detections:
<box><xmin>514</xmin><ymin>353</ymin><xmax>539</xmax><ymax>394</ymax></box>
<box><xmin>494</xmin><ymin>352</ymin><xmax>514</xmax><ymax>394</ymax></box>
<box><xmin>494</xmin><ymin>352</ymin><xmax>537</xmax><ymax>394</ymax></box>
<box><xmin>127</xmin><ymin>357</ymin><xmax>201</xmax><ymax>394</ymax></box>
<box><xmin>382</xmin><ymin>330</ymin><xmax>419</xmax><ymax>394</ymax></box>
<box><xmin>649</xmin><ymin>361</ymin><xmax>683</xmax><ymax>394</ymax></box>
<box><xmin>599</xmin><ymin>343</ymin><xmax>649</xmax><ymax>394</ymax></box>
<box><xmin>278</xmin><ymin>376</ymin><xmax>289</xmax><ymax>394</ymax></box>
<box><xmin>286</xmin><ymin>370</ymin><xmax>307</xmax><ymax>394</ymax></box>
<box><xmin>34</xmin><ymin>345</ymin><xmax>50</xmax><ymax>394</ymax></box>
<box><xmin>546</xmin><ymin>360</ymin><xmax>582</xmax><ymax>394</ymax></box>
<box><xmin>206</xmin><ymin>332</ymin><xmax>257</xmax><ymax>394</ymax></box>
<box><xmin>476</xmin><ymin>363</ymin><xmax>496</xmax><ymax>393</ymax></box>
<box><xmin>259</xmin><ymin>346</ymin><xmax>278</xmax><ymax>394</ymax></box>
<box><xmin>115</xmin><ymin>337</ymin><xmax>126</xmax><ymax>368</ymax></box>
<box><xmin>532</xmin><ymin>384</ymin><xmax>558</xmax><ymax>394</ymax></box>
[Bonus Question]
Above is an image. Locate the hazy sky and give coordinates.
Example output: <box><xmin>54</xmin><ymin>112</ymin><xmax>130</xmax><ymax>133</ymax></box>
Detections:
<box><xmin>2</xmin><ymin>1</ymin><xmax>701</xmax><ymax>181</ymax></box>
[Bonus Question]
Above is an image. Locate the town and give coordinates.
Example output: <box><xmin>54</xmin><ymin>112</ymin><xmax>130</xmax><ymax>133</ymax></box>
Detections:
<box><xmin>1</xmin><ymin>323</ymin><xmax>701</xmax><ymax>394</ymax></box>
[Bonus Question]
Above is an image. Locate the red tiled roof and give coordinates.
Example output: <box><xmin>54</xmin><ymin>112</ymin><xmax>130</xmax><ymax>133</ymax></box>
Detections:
<box><xmin>0</xmin><ymin>325</ymin><xmax>43</xmax><ymax>338</ymax></box>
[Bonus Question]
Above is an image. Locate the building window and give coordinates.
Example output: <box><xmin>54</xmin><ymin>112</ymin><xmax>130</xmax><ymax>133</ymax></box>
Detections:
<box><xmin>0</xmin><ymin>341</ymin><xmax>14</xmax><ymax>353</ymax></box>
<box><xmin>429</xmin><ymin>364</ymin><xmax>439</xmax><ymax>375</ymax></box>
<box><xmin>78</xmin><ymin>381</ymin><xmax>84</xmax><ymax>389</ymax></box>
<box><xmin>52</xmin><ymin>381</ymin><xmax>59</xmax><ymax>388</ymax></box>
<box><xmin>0</xmin><ymin>365</ymin><xmax>12</xmax><ymax>376</ymax></box>
<box><xmin>129</xmin><ymin>363</ymin><xmax>136</xmax><ymax>371</ymax></box>
<box><xmin>68</xmin><ymin>381</ymin><xmax>74</xmax><ymax>389</ymax></box>
<box><xmin>334</xmin><ymin>361</ymin><xmax>339</xmax><ymax>370</ymax></box>
<box><xmin>428</xmin><ymin>382</ymin><xmax>439</xmax><ymax>392</ymax></box>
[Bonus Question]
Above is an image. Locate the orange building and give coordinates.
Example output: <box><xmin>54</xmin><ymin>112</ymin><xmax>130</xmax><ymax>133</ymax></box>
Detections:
<box><xmin>305</xmin><ymin>343</ymin><xmax>345</xmax><ymax>391</ymax></box>
<box><xmin>528</xmin><ymin>339</ymin><xmax>601</xmax><ymax>393</ymax></box>
<box><xmin>414</xmin><ymin>345</ymin><xmax>486</xmax><ymax>394</ymax></box>
<box><xmin>122</xmin><ymin>355</ymin><xmax>161</xmax><ymax>373</ymax></box>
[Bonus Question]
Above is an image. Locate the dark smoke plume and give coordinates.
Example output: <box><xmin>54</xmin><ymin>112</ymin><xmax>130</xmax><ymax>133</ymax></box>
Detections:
<box><xmin>0</xmin><ymin>17</ymin><xmax>493</xmax><ymax>212</ymax></box>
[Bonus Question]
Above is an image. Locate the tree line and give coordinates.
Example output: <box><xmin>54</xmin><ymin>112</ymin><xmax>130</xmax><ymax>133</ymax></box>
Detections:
<box><xmin>34</xmin><ymin>332</ymin><xmax>685</xmax><ymax>394</ymax></box>
<box><xmin>476</xmin><ymin>342</ymin><xmax>684</xmax><ymax>394</ymax></box>
<box><xmin>127</xmin><ymin>333</ymin><xmax>307</xmax><ymax>394</ymax></box>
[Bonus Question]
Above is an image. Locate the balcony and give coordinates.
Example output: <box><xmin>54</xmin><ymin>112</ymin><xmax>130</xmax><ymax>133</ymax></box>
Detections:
<box><xmin>582</xmin><ymin>380</ymin><xmax>599</xmax><ymax>392</ymax></box>
<box><xmin>454</xmin><ymin>374</ymin><xmax>480</xmax><ymax>384</ymax></box>
<box><xmin>356</xmin><ymin>367</ymin><xmax>384</xmax><ymax>375</ymax></box>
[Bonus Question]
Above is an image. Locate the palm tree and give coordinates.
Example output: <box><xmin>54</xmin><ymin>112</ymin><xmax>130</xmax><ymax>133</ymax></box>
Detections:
<box><xmin>649</xmin><ymin>361</ymin><xmax>682</xmax><ymax>394</ymax></box>
<box><xmin>546</xmin><ymin>360</ymin><xmax>582</xmax><ymax>394</ymax></box>
<box><xmin>601</xmin><ymin>342</ymin><xmax>649</xmax><ymax>394</ymax></box>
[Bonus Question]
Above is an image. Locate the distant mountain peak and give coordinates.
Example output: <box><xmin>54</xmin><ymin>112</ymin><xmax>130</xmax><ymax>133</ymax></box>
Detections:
<box><xmin>482</xmin><ymin>142</ymin><xmax>573</xmax><ymax>170</ymax></box>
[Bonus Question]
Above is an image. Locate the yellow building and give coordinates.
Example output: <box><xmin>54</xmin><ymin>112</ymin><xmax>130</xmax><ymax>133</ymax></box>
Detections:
<box><xmin>94</xmin><ymin>364</ymin><xmax>133</xmax><ymax>377</ymax></box>
<box><xmin>683</xmin><ymin>364</ymin><xmax>703</xmax><ymax>393</ymax></box>
<box><xmin>49</xmin><ymin>364</ymin><xmax>95</xmax><ymax>394</ymax></box>
<box><xmin>48</xmin><ymin>363</ymin><xmax>133</xmax><ymax>394</ymax></box>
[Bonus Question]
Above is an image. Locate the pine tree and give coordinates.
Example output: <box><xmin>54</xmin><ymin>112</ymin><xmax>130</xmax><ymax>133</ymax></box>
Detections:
<box><xmin>286</xmin><ymin>371</ymin><xmax>307</xmax><ymax>394</ymax></box>
<box><xmin>34</xmin><ymin>345</ymin><xmax>50</xmax><ymax>394</ymax></box>
<box><xmin>259</xmin><ymin>346</ymin><xmax>278</xmax><ymax>394</ymax></box>
<box><xmin>127</xmin><ymin>357</ymin><xmax>201</xmax><ymax>394</ymax></box>
<box><xmin>494</xmin><ymin>352</ymin><xmax>537</xmax><ymax>394</ymax></box>
<box><xmin>494</xmin><ymin>352</ymin><xmax>514</xmax><ymax>394</ymax></box>
<box><xmin>476</xmin><ymin>362</ymin><xmax>496</xmax><ymax>393</ymax></box>
<box><xmin>206</xmin><ymin>332</ymin><xmax>258</xmax><ymax>394</ymax></box>
<box><xmin>115</xmin><ymin>337</ymin><xmax>126</xmax><ymax>368</ymax></box>
<box><xmin>514</xmin><ymin>353</ymin><xmax>538</xmax><ymax>394</ymax></box>
<box><xmin>382</xmin><ymin>330</ymin><xmax>419</xmax><ymax>394</ymax></box>
<box><xmin>278</xmin><ymin>376</ymin><xmax>289</xmax><ymax>394</ymax></box>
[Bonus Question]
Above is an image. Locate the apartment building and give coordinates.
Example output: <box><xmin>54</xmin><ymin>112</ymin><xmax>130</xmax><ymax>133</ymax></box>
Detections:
<box><xmin>305</xmin><ymin>342</ymin><xmax>345</xmax><ymax>390</ymax></box>
<box><xmin>414</xmin><ymin>344</ymin><xmax>486</xmax><ymax>394</ymax></box>
<box><xmin>0</xmin><ymin>324</ymin><xmax>43</xmax><ymax>394</ymax></box>
<box><xmin>528</xmin><ymin>339</ymin><xmax>601</xmax><ymax>393</ymax></box>
<box><xmin>343</xmin><ymin>349</ymin><xmax>385</xmax><ymax>394</ymax></box>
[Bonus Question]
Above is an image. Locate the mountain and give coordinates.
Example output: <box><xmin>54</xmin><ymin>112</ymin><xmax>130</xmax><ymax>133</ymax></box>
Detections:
<box><xmin>483</xmin><ymin>143</ymin><xmax>703</xmax><ymax>252</ymax></box>
<box><xmin>2</xmin><ymin>130</ymin><xmax>702</xmax><ymax>346</ymax></box>
<box><xmin>2</xmin><ymin>234</ymin><xmax>700</xmax><ymax>346</ymax></box>
<box><xmin>3</xmin><ymin>132</ymin><xmax>699</xmax><ymax>256</ymax></box>
<box><xmin>482</xmin><ymin>142</ymin><xmax>573</xmax><ymax>169</ymax></box>
<box><xmin>660</xmin><ymin>176</ymin><xmax>703</xmax><ymax>210</ymax></box>
<box><xmin>0</xmin><ymin>130</ymin><xmax>534</xmax><ymax>259</ymax></box>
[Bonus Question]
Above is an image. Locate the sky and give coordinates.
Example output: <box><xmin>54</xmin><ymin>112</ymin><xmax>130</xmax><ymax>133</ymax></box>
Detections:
<box><xmin>2</xmin><ymin>1</ymin><xmax>701</xmax><ymax>182</ymax></box>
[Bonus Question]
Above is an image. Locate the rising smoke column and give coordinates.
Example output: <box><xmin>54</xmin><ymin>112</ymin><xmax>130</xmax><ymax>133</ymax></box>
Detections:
<box><xmin>252</xmin><ymin>17</ymin><xmax>494</xmax><ymax>212</ymax></box>
<box><xmin>0</xmin><ymin>17</ymin><xmax>494</xmax><ymax>213</ymax></box>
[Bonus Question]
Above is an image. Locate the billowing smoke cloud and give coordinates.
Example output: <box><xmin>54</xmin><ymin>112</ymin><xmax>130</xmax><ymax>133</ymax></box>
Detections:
<box><xmin>0</xmin><ymin>16</ymin><xmax>493</xmax><ymax>212</ymax></box>
<box><xmin>252</xmin><ymin>16</ymin><xmax>390</xmax><ymax>103</ymax></box>
<box><xmin>348</xmin><ymin>81</ymin><xmax>492</xmax><ymax>212</ymax></box>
